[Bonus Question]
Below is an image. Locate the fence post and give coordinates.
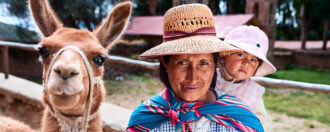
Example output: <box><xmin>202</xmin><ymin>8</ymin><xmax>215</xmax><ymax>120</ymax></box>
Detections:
<box><xmin>2</xmin><ymin>46</ymin><xmax>9</xmax><ymax>79</ymax></box>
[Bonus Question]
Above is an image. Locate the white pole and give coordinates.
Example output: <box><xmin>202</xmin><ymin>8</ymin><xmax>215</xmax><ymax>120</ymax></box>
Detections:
<box><xmin>251</xmin><ymin>77</ymin><xmax>330</xmax><ymax>93</ymax></box>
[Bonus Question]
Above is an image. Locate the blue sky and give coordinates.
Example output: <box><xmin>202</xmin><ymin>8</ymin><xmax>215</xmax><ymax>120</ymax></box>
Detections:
<box><xmin>0</xmin><ymin>3</ymin><xmax>38</xmax><ymax>31</ymax></box>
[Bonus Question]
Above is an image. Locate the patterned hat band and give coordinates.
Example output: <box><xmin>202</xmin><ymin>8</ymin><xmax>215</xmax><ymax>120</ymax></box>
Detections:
<box><xmin>163</xmin><ymin>27</ymin><xmax>216</xmax><ymax>42</ymax></box>
<box><xmin>139</xmin><ymin>4</ymin><xmax>240</xmax><ymax>59</ymax></box>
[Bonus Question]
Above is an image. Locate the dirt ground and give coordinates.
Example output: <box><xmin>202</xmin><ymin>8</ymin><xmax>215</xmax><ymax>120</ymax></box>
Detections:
<box><xmin>106</xmin><ymin>91</ymin><xmax>330</xmax><ymax>132</ymax></box>
<box><xmin>261</xmin><ymin>111</ymin><xmax>330</xmax><ymax>132</ymax></box>
<box><xmin>0</xmin><ymin>92</ymin><xmax>329</xmax><ymax>132</ymax></box>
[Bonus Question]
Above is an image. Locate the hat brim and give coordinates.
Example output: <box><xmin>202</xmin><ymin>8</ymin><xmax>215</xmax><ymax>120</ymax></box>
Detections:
<box><xmin>226</xmin><ymin>41</ymin><xmax>277</xmax><ymax>77</ymax></box>
<box><xmin>139</xmin><ymin>35</ymin><xmax>240</xmax><ymax>59</ymax></box>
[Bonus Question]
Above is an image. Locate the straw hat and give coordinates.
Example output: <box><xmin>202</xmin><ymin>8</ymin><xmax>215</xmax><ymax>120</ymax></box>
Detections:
<box><xmin>139</xmin><ymin>4</ymin><xmax>239</xmax><ymax>59</ymax></box>
<box><xmin>223</xmin><ymin>25</ymin><xmax>277</xmax><ymax>76</ymax></box>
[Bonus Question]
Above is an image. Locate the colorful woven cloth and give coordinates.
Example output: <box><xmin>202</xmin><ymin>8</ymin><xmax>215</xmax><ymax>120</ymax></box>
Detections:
<box><xmin>127</xmin><ymin>88</ymin><xmax>264</xmax><ymax>132</ymax></box>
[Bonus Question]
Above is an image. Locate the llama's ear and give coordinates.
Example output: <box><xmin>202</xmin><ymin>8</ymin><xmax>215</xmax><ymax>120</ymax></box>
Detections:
<box><xmin>94</xmin><ymin>1</ymin><xmax>132</xmax><ymax>50</ymax></box>
<box><xmin>29</xmin><ymin>0</ymin><xmax>62</xmax><ymax>37</ymax></box>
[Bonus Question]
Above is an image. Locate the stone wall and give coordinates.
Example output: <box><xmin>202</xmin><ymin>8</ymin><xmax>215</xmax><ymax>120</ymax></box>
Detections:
<box><xmin>273</xmin><ymin>50</ymin><xmax>293</xmax><ymax>69</ymax></box>
<box><xmin>294</xmin><ymin>50</ymin><xmax>330</xmax><ymax>68</ymax></box>
<box><xmin>273</xmin><ymin>49</ymin><xmax>330</xmax><ymax>69</ymax></box>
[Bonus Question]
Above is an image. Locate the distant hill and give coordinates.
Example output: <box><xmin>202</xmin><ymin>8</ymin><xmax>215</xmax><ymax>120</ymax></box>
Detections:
<box><xmin>0</xmin><ymin>22</ymin><xmax>40</xmax><ymax>44</ymax></box>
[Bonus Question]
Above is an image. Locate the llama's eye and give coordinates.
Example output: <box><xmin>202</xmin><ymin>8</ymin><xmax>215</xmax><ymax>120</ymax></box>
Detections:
<box><xmin>93</xmin><ymin>55</ymin><xmax>105</xmax><ymax>66</ymax></box>
<box><xmin>38</xmin><ymin>46</ymin><xmax>49</xmax><ymax>58</ymax></box>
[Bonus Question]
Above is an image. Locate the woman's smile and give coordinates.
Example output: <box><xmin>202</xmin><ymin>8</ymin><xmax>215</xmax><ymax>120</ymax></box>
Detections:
<box><xmin>163</xmin><ymin>54</ymin><xmax>215</xmax><ymax>103</ymax></box>
<box><xmin>181</xmin><ymin>84</ymin><xmax>202</xmax><ymax>91</ymax></box>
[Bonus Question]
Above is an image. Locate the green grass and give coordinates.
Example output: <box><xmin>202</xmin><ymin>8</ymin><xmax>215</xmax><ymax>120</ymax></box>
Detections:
<box><xmin>264</xmin><ymin>67</ymin><xmax>330</xmax><ymax>125</ymax></box>
<box><xmin>104</xmin><ymin>74</ymin><xmax>161</xmax><ymax>96</ymax></box>
<box><xmin>266</xmin><ymin>67</ymin><xmax>330</xmax><ymax>85</ymax></box>
<box><xmin>264</xmin><ymin>87</ymin><xmax>330</xmax><ymax>126</ymax></box>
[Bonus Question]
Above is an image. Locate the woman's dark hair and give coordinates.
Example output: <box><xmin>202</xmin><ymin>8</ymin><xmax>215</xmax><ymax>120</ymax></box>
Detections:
<box><xmin>159</xmin><ymin>53</ymin><xmax>218</xmax><ymax>89</ymax></box>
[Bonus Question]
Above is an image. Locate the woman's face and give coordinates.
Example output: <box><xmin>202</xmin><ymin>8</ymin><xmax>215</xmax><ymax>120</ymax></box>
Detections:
<box><xmin>163</xmin><ymin>54</ymin><xmax>215</xmax><ymax>103</ymax></box>
<box><xmin>221</xmin><ymin>51</ymin><xmax>259</xmax><ymax>80</ymax></box>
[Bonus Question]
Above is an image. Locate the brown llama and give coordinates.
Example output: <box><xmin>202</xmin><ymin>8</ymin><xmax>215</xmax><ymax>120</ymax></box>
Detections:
<box><xmin>28</xmin><ymin>0</ymin><xmax>132</xmax><ymax>131</ymax></box>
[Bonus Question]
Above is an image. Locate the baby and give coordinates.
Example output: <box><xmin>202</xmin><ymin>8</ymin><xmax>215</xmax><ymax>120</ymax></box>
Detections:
<box><xmin>215</xmin><ymin>25</ymin><xmax>277</xmax><ymax>116</ymax></box>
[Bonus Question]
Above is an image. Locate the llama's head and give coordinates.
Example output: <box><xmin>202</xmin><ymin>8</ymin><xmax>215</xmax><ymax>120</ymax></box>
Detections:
<box><xmin>29</xmin><ymin>0</ymin><xmax>131</xmax><ymax>114</ymax></box>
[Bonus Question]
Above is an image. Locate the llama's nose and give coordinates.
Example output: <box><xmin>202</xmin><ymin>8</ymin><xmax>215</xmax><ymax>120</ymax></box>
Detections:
<box><xmin>53</xmin><ymin>63</ymin><xmax>80</xmax><ymax>80</ymax></box>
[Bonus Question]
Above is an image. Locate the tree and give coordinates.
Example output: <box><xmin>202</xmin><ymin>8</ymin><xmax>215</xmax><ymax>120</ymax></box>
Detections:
<box><xmin>49</xmin><ymin>0</ymin><xmax>118</xmax><ymax>30</ymax></box>
<box><xmin>146</xmin><ymin>0</ymin><xmax>158</xmax><ymax>15</ymax></box>
<box><xmin>322</xmin><ymin>19</ymin><xmax>328</xmax><ymax>50</ymax></box>
<box><xmin>276</xmin><ymin>0</ymin><xmax>299</xmax><ymax>40</ymax></box>
<box><xmin>294</xmin><ymin>0</ymin><xmax>329</xmax><ymax>50</ymax></box>
<box><xmin>209</xmin><ymin>0</ymin><xmax>220</xmax><ymax>14</ymax></box>
<box><xmin>3</xmin><ymin>0</ymin><xmax>28</xmax><ymax>18</ymax></box>
<box><xmin>133</xmin><ymin>0</ymin><xmax>151</xmax><ymax>16</ymax></box>
<box><xmin>226</xmin><ymin>0</ymin><xmax>246</xmax><ymax>14</ymax></box>
<box><xmin>132</xmin><ymin>0</ymin><xmax>172</xmax><ymax>16</ymax></box>
<box><xmin>310</xmin><ymin>0</ymin><xmax>330</xmax><ymax>50</ymax></box>
<box><xmin>2</xmin><ymin>0</ymin><xmax>328</xmax><ymax>45</ymax></box>
<box><xmin>295</xmin><ymin>1</ymin><xmax>309</xmax><ymax>49</ymax></box>
<box><xmin>220</xmin><ymin>0</ymin><xmax>245</xmax><ymax>14</ymax></box>
<box><xmin>156</xmin><ymin>0</ymin><xmax>172</xmax><ymax>15</ymax></box>
<box><xmin>2</xmin><ymin>0</ymin><xmax>120</xmax><ymax>30</ymax></box>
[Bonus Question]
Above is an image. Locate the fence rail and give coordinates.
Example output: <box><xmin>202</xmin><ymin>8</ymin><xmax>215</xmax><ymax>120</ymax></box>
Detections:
<box><xmin>251</xmin><ymin>77</ymin><xmax>330</xmax><ymax>93</ymax></box>
<box><xmin>0</xmin><ymin>41</ymin><xmax>38</xmax><ymax>51</ymax></box>
<box><xmin>1</xmin><ymin>40</ymin><xmax>330</xmax><ymax>93</ymax></box>
<box><xmin>0</xmin><ymin>41</ymin><xmax>38</xmax><ymax>79</ymax></box>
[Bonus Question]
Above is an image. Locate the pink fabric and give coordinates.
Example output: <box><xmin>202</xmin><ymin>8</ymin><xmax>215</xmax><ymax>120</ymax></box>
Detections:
<box><xmin>224</xmin><ymin>25</ymin><xmax>276</xmax><ymax>76</ymax></box>
<box><xmin>163</xmin><ymin>27</ymin><xmax>216</xmax><ymax>42</ymax></box>
<box><xmin>215</xmin><ymin>68</ymin><xmax>265</xmax><ymax>109</ymax></box>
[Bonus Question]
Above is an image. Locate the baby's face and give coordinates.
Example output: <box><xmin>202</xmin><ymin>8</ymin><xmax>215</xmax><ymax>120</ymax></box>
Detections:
<box><xmin>222</xmin><ymin>51</ymin><xmax>260</xmax><ymax>80</ymax></box>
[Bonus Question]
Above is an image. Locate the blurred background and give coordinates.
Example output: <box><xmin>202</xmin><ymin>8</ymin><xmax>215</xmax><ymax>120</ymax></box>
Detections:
<box><xmin>0</xmin><ymin>0</ymin><xmax>329</xmax><ymax>131</ymax></box>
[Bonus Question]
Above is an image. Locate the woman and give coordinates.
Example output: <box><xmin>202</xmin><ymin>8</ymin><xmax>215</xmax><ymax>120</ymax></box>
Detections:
<box><xmin>127</xmin><ymin>4</ymin><xmax>264</xmax><ymax>132</ymax></box>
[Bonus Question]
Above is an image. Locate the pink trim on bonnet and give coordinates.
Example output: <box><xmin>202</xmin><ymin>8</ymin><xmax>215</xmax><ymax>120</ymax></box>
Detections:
<box><xmin>163</xmin><ymin>27</ymin><xmax>216</xmax><ymax>42</ymax></box>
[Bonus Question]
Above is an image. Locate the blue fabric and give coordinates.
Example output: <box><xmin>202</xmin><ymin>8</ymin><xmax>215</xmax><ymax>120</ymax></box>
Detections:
<box><xmin>128</xmin><ymin>88</ymin><xmax>264</xmax><ymax>132</ymax></box>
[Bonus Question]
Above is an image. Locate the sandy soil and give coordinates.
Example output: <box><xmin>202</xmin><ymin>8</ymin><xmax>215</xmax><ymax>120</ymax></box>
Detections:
<box><xmin>106</xmin><ymin>92</ymin><xmax>154</xmax><ymax>109</ymax></box>
<box><xmin>261</xmin><ymin>111</ymin><xmax>330</xmax><ymax>132</ymax></box>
